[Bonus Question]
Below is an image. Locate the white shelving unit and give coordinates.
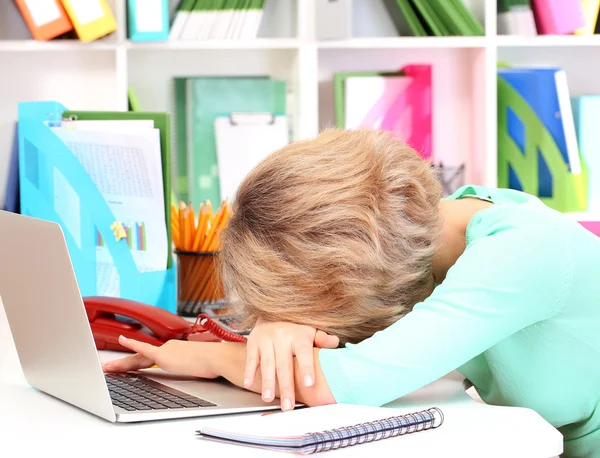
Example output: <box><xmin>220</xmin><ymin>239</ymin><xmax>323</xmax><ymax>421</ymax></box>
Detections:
<box><xmin>0</xmin><ymin>0</ymin><xmax>598</xmax><ymax>219</ymax></box>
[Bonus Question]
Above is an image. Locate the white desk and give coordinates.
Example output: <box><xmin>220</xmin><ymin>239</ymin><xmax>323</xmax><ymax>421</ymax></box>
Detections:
<box><xmin>0</xmin><ymin>302</ymin><xmax>562</xmax><ymax>457</ymax></box>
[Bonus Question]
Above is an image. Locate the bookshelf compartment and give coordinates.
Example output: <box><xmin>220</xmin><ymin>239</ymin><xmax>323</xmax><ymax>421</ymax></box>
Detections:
<box><xmin>0</xmin><ymin>50</ymin><xmax>120</xmax><ymax>204</ymax></box>
<box><xmin>318</xmin><ymin>46</ymin><xmax>489</xmax><ymax>188</ymax></box>
<box><xmin>497</xmin><ymin>45</ymin><xmax>600</xmax><ymax>217</ymax></box>
<box><xmin>329</xmin><ymin>0</ymin><xmax>487</xmax><ymax>39</ymax></box>
<box><xmin>127</xmin><ymin>48</ymin><xmax>302</xmax><ymax>143</ymax></box>
<box><xmin>498</xmin><ymin>46</ymin><xmax>600</xmax><ymax>97</ymax></box>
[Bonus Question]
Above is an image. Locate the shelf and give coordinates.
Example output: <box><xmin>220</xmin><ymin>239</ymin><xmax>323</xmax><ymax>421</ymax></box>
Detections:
<box><xmin>565</xmin><ymin>211</ymin><xmax>600</xmax><ymax>221</ymax></box>
<box><xmin>0</xmin><ymin>40</ymin><xmax>118</xmax><ymax>52</ymax></box>
<box><xmin>496</xmin><ymin>35</ymin><xmax>600</xmax><ymax>47</ymax></box>
<box><xmin>125</xmin><ymin>39</ymin><xmax>301</xmax><ymax>50</ymax></box>
<box><xmin>7</xmin><ymin>36</ymin><xmax>600</xmax><ymax>51</ymax></box>
<box><xmin>0</xmin><ymin>39</ymin><xmax>301</xmax><ymax>52</ymax></box>
<box><xmin>317</xmin><ymin>36</ymin><xmax>488</xmax><ymax>49</ymax></box>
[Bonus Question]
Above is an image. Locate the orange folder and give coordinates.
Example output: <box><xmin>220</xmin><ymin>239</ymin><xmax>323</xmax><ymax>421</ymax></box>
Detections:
<box><xmin>15</xmin><ymin>0</ymin><xmax>73</xmax><ymax>41</ymax></box>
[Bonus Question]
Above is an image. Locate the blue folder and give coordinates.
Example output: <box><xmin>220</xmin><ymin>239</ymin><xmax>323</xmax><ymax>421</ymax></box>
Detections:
<box><xmin>497</xmin><ymin>68</ymin><xmax>589</xmax><ymax>212</ymax></box>
<box><xmin>18</xmin><ymin>101</ymin><xmax>176</xmax><ymax>312</ymax></box>
<box><xmin>499</xmin><ymin>68</ymin><xmax>575</xmax><ymax>172</ymax></box>
<box><xmin>127</xmin><ymin>0</ymin><xmax>170</xmax><ymax>42</ymax></box>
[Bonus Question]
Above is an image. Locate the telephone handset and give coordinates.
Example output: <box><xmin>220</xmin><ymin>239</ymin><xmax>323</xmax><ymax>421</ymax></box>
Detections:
<box><xmin>83</xmin><ymin>296</ymin><xmax>247</xmax><ymax>353</ymax></box>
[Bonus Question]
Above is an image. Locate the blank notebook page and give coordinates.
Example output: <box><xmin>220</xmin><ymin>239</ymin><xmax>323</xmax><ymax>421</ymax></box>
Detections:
<box><xmin>199</xmin><ymin>404</ymin><xmax>424</xmax><ymax>439</ymax></box>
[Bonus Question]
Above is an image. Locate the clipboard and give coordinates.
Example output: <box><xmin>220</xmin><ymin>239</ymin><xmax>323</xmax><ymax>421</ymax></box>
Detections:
<box><xmin>18</xmin><ymin>101</ymin><xmax>176</xmax><ymax>312</ymax></box>
<box><xmin>214</xmin><ymin>112</ymin><xmax>289</xmax><ymax>202</ymax></box>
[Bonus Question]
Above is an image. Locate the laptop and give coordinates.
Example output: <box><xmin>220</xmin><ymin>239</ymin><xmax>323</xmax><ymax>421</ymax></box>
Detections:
<box><xmin>0</xmin><ymin>210</ymin><xmax>279</xmax><ymax>422</ymax></box>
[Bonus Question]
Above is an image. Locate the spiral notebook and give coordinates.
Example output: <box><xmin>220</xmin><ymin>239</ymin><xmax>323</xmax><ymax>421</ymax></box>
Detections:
<box><xmin>196</xmin><ymin>404</ymin><xmax>443</xmax><ymax>454</ymax></box>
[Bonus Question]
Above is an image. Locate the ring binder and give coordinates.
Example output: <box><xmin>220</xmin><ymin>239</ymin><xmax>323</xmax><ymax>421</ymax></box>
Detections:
<box><xmin>18</xmin><ymin>101</ymin><xmax>176</xmax><ymax>313</ymax></box>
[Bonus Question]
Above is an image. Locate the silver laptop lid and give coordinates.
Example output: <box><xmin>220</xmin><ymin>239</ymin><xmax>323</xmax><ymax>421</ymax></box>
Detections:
<box><xmin>0</xmin><ymin>211</ymin><xmax>116</xmax><ymax>422</ymax></box>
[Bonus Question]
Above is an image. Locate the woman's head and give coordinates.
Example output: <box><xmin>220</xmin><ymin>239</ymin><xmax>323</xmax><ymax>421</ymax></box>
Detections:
<box><xmin>219</xmin><ymin>129</ymin><xmax>443</xmax><ymax>345</ymax></box>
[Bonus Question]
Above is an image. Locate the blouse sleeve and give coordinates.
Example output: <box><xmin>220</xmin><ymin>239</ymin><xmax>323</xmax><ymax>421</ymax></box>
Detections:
<box><xmin>318</xmin><ymin>225</ymin><xmax>569</xmax><ymax>406</ymax></box>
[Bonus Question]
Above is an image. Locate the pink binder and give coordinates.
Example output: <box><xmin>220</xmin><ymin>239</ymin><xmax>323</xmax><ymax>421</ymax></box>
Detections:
<box><xmin>531</xmin><ymin>0</ymin><xmax>585</xmax><ymax>35</ymax></box>
<box><xmin>580</xmin><ymin>221</ymin><xmax>600</xmax><ymax>236</ymax></box>
<box><xmin>345</xmin><ymin>65</ymin><xmax>432</xmax><ymax>161</ymax></box>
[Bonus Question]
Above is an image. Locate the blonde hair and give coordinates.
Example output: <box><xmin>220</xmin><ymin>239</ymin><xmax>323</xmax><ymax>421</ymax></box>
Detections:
<box><xmin>219</xmin><ymin>129</ymin><xmax>443</xmax><ymax>345</ymax></box>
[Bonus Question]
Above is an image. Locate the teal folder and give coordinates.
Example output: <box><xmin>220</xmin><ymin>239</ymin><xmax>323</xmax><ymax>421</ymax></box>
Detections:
<box><xmin>127</xmin><ymin>0</ymin><xmax>170</xmax><ymax>41</ymax></box>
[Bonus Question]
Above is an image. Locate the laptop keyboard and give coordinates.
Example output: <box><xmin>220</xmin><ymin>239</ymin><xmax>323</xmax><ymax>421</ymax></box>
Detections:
<box><xmin>106</xmin><ymin>373</ymin><xmax>217</xmax><ymax>412</ymax></box>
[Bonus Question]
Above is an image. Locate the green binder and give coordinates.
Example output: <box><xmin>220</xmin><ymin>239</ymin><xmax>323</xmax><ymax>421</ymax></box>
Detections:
<box><xmin>174</xmin><ymin>77</ymin><xmax>287</xmax><ymax>209</ymax></box>
<box><xmin>174</xmin><ymin>77</ymin><xmax>190</xmax><ymax>203</ymax></box>
<box><xmin>447</xmin><ymin>0</ymin><xmax>485</xmax><ymax>36</ymax></box>
<box><xmin>396</xmin><ymin>0</ymin><xmax>428</xmax><ymax>36</ymax></box>
<box><xmin>382</xmin><ymin>0</ymin><xmax>427</xmax><ymax>36</ymax></box>
<box><xmin>410</xmin><ymin>0</ymin><xmax>450</xmax><ymax>36</ymax></box>
<box><xmin>431</xmin><ymin>0</ymin><xmax>484</xmax><ymax>36</ymax></box>
<box><xmin>62</xmin><ymin>109</ymin><xmax>174</xmax><ymax>268</ymax></box>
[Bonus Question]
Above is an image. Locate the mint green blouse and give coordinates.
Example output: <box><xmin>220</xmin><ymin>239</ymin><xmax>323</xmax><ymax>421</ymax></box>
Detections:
<box><xmin>319</xmin><ymin>185</ymin><xmax>600</xmax><ymax>457</ymax></box>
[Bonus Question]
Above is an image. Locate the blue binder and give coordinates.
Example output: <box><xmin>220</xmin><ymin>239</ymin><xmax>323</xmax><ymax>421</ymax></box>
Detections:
<box><xmin>127</xmin><ymin>0</ymin><xmax>170</xmax><ymax>42</ymax></box>
<box><xmin>17</xmin><ymin>101</ymin><xmax>176</xmax><ymax>313</ymax></box>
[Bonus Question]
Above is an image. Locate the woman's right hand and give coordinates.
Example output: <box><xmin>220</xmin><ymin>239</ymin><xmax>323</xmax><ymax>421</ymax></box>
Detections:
<box><xmin>243</xmin><ymin>320</ymin><xmax>339</xmax><ymax>411</ymax></box>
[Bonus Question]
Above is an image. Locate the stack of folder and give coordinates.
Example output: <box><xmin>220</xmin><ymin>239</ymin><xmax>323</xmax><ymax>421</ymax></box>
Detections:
<box><xmin>333</xmin><ymin>64</ymin><xmax>465</xmax><ymax>197</ymax></box>
<box><xmin>382</xmin><ymin>0</ymin><xmax>484</xmax><ymax>37</ymax></box>
<box><xmin>334</xmin><ymin>65</ymin><xmax>432</xmax><ymax>161</ymax></box>
<box><xmin>14</xmin><ymin>0</ymin><xmax>117</xmax><ymax>42</ymax></box>
<box><xmin>173</xmin><ymin>76</ymin><xmax>289</xmax><ymax>209</ymax></box>
<box><xmin>499</xmin><ymin>0</ymin><xmax>600</xmax><ymax>36</ymax></box>
<box><xmin>169</xmin><ymin>0</ymin><xmax>266</xmax><ymax>40</ymax></box>
<box><xmin>497</xmin><ymin>66</ymin><xmax>592</xmax><ymax>213</ymax></box>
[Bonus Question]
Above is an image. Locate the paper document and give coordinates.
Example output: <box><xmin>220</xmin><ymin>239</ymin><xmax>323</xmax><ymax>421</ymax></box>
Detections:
<box><xmin>52</xmin><ymin>126</ymin><xmax>168</xmax><ymax>297</ymax></box>
<box><xmin>62</xmin><ymin>119</ymin><xmax>155</xmax><ymax>131</ymax></box>
<box><xmin>214</xmin><ymin>113</ymin><xmax>289</xmax><ymax>202</ymax></box>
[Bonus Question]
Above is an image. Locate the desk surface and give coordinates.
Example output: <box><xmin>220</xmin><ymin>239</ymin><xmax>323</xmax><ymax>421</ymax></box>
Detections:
<box><xmin>0</xmin><ymin>302</ymin><xmax>563</xmax><ymax>457</ymax></box>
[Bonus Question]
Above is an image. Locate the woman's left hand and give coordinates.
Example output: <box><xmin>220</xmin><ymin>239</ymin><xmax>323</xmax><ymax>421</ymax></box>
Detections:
<box><xmin>101</xmin><ymin>335</ymin><xmax>219</xmax><ymax>379</ymax></box>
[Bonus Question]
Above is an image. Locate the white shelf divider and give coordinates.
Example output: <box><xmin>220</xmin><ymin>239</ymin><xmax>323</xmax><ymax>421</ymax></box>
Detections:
<box><xmin>125</xmin><ymin>39</ymin><xmax>302</xmax><ymax>50</ymax></box>
<box><xmin>317</xmin><ymin>37</ymin><xmax>489</xmax><ymax>49</ymax></box>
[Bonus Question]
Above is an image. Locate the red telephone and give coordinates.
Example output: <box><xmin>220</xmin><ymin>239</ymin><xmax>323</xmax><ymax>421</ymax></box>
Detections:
<box><xmin>83</xmin><ymin>296</ymin><xmax>247</xmax><ymax>353</ymax></box>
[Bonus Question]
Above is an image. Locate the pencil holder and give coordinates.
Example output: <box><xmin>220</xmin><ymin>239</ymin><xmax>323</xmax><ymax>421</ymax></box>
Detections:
<box><xmin>175</xmin><ymin>250</ymin><xmax>226</xmax><ymax>317</ymax></box>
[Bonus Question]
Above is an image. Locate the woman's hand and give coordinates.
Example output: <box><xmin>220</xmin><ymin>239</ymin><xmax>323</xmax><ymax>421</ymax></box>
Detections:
<box><xmin>102</xmin><ymin>335</ymin><xmax>219</xmax><ymax>379</ymax></box>
<box><xmin>243</xmin><ymin>320</ymin><xmax>339</xmax><ymax>411</ymax></box>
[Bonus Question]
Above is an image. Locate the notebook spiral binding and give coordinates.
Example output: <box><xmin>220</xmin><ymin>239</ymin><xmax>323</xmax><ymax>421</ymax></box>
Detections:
<box><xmin>305</xmin><ymin>407</ymin><xmax>443</xmax><ymax>454</ymax></box>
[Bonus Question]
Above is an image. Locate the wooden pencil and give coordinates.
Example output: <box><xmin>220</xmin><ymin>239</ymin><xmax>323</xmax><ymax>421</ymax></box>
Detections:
<box><xmin>185</xmin><ymin>203</ymin><xmax>195</xmax><ymax>251</ymax></box>
<box><xmin>191</xmin><ymin>202</ymin><xmax>230</xmax><ymax>303</ymax></box>
<box><xmin>171</xmin><ymin>199</ymin><xmax>231</xmax><ymax>307</ymax></box>
<box><xmin>178</xmin><ymin>201</ymin><xmax>186</xmax><ymax>251</ymax></box>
